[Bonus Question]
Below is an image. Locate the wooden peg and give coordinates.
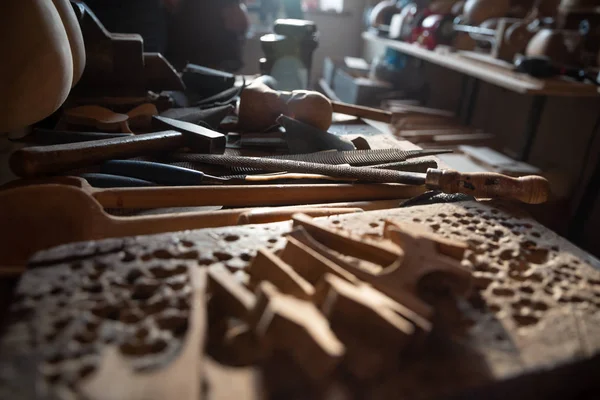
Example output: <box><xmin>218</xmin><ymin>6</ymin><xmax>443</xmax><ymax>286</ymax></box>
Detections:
<box><xmin>126</xmin><ymin>103</ymin><xmax>158</xmax><ymax>131</ymax></box>
<box><xmin>281</xmin><ymin>232</ymin><xmax>359</xmax><ymax>285</ymax></box>
<box><xmin>292</xmin><ymin>213</ymin><xmax>403</xmax><ymax>267</ymax></box>
<box><xmin>248</xmin><ymin>248</ymin><xmax>315</xmax><ymax>300</ymax></box>
<box><xmin>286</xmin><ymin>226</ymin><xmax>433</xmax><ymax>324</ymax></box>
<box><xmin>249</xmin><ymin>281</ymin><xmax>345</xmax><ymax>380</ymax></box>
<box><xmin>383</xmin><ymin>221</ymin><xmax>472</xmax><ymax>298</ymax></box>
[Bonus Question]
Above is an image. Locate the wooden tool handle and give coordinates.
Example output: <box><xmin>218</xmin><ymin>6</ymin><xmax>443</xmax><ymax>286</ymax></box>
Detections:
<box><xmin>93</xmin><ymin>184</ymin><xmax>425</xmax><ymax>209</ymax></box>
<box><xmin>9</xmin><ymin>131</ymin><xmax>184</xmax><ymax>177</ymax></box>
<box><xmin>331</xmin><ymin>101</ymin><xmax>392</xmax><ymax>123</ymax></box>
<box><xmin>425</xmin><ymin>169</ymin><xmax>551</xmax><ymax>204</ymax></box>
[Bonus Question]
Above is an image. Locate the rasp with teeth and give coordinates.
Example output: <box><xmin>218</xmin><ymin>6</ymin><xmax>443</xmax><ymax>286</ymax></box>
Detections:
<box><xmin>169</xmin><ymin>153</ymin><xmax>551</xmax><ymax>204</ymax></box>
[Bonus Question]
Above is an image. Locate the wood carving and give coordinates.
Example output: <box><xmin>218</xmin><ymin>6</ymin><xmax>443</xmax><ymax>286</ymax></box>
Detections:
<box><xmin>248</xmin><ymin>249</ymin><xmax>315</xmax><ymax>300</ymax></box>
<box><xmin>313</xmin><ymin>273</ymin><xmax>423</xmax><ymax>379</ymax></box>
<box><xmin>0</xmin><ymin>1</ymin><xmax>74</xmax><ymax>132</ymax></box>
<box><xmin>63</xmin><ymin>105</ymin><xmax>132</xmax><ymax>133</ymax></box>
<box><xmin>248</xmin><ymin>282</ymin><xmax>345</xmax><ymax>380</ymax></box>
<box><xmin>2</xmin><ymin>201</ymin><xmax>600</xmax><ymax>398</ymax></box>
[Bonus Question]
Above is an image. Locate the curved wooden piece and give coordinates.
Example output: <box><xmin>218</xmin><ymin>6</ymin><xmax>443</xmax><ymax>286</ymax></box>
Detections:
<box><xmin>52</xmin><ymin>0</ymin><xmax>86</xmax><ymax>86</ymax></box>
<box><xmin>0</xmin><ymin>1</ymin><xmax>73</xmax><ymax>132</ymax></box>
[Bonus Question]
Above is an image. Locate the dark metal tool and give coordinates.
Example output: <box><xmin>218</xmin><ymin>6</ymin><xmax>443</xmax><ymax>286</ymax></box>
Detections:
<box><xmin>277</xmin><ymin>115</ymin><xmax>355</xmax><ymax>153</ymax></box>
<box><xmin>98</xmin><ymin>160</ymin><xmax>230</xmax><ymax>185</ymax></box>
<box><xmin>77</xmin><ymin>173</ymin><xmax>156</xmax><ymax>188</ymax></box>
<box><xmin>10</xmin><ymin>120</ymin><xmax>226</xmax><ymax>177</ymax></box>
<box><xmin>170</xmin><ymin>153</ymin><xmax>550</xmax><ymax>204</ymax></box>
<box><xmin>176</xmin><ymin>148</ymin><xmax>451</xmax><ymax>174</ymax></box>
<box><xmin>159</xmin><ymin>104</ymin><xmax>234</xmax><ymax>129</ymax></box>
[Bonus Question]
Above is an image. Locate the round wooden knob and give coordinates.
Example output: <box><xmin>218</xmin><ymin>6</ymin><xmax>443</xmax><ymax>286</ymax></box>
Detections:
<box><xmin>52</xmin><ymin>0</ymin><xmax>86</xmax><ymax>86</ymax></box>
<box><xmin>463</xmin><ymin>0</ymin><xmax>510</xmax><ymax>25</ymax></box>
<box><xmin>526</xmin><ymin>29</ymin><xmax>573</xmax><ymax>66</ymax></box>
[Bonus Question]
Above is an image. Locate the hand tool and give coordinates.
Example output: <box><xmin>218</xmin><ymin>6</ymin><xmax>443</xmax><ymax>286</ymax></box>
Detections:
<box><xmin>181</xmin><ymin>64</ymin><xmax>236</xmax><ymax>98</ymax></box>
<box><xmin>2</xmin><ymin>176</ymin><xmax>424</xmax><ymax>209</ymax></box>
<box><xmin>515</xmin><ymin>56</ymin><xmax>600</xmax><ymax>85</ymax></box>
<box><xmin>10</xmin><ymin>129</ymin><xmax>132</xmax><ymax>145</ymax></box>
<box><xmin>277</xmin><ymin>115</ymin><xmax>356</xmax><ymax>153</ymax></box>
<box><xmin>170</xmin><ymin>153</ymin><xmax>551</xmax><ymax>203</ymax></box>
<box><xmin>177</xmin><ymin>148</ymin><xmax>452</xmax><ymax>174</ymax></box>
<box><xmin>10</xmin><ymin>122</ymin><xmax>226</xmax><ymax>177</ymax></box>
<box><xmin>97</xmin><ymin>160</ymin><xmax>353</xmax><ymax>185</ymax></box>
<box><xmin>159</xmin><ymin>105</ymin><xmax>234</xmax><ymax>129</ymax></box>
<box><xmin>0</xmin><ymin>184</ymin><xmax>365</xmax><ymax>267</ymax></box>
<box><xmin>369</xmin><ymin>159</ymin><xmax>438</xmax><ymax>173</ymax></box>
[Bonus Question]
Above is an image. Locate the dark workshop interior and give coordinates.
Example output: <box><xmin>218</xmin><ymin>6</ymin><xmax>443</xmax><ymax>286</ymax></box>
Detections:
<box><xmin>1</xmin><ymin>0</ymin><xmax>600</xmax><ymax>398</ymax></box>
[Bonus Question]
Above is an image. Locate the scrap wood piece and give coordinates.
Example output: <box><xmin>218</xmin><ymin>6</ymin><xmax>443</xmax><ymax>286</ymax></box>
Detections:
<box><xmin>287</xmin><ymin>224</ymin><xmax>433</xmax><ymax>323</ymax></box>
<box><xmin>383</xmin><ymin>221</ymin><xmax>472</xmax><ymax>298</ymax></box>
<box><xmin>280</xmin><ymin>232</ymin><xmax>360</xmax><ymax>285</ymax></box>
<box><xmin>248</xmin><ymin>248</ymin><xmax>315</xmax><ymax>300</ymax></box>
<box><xmin>292</xmin><ymin>213</ymin><xmax>403</xmax><ymax>268</ymax></box>
<box><xmin>80</xmin><ymin>268</ymin><xmax>207</xmax><ymax>400</ymax></box>
<box><xmin>314</xmin><ymin>273</ymin><xmax>429</xmax><ymax>380</ymax></box>
<box><xmin>249</xmin><ymin>282</ymin><xmax>345</xmax><ymax>380</ymax></box>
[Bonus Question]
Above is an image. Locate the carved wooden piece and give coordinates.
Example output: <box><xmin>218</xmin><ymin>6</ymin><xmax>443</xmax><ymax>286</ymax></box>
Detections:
<box><xmin>51</xmin><ymin>0</ymin><xmax>86</xmax><ymax>87</ymax></box>
<box><xmin>2</xmin><ymin>202</ymin><xmax>600</xmax><ymax>398</ymax></box>
<box><xmin>249</xmin><ymin>282</ymin><xmax>345</xmax><ymax>380</ymax></box>
<box><xmin>208</xmin><ymin>264</ymin><xmax>256</xmax><ymax>319</ymax></box>
<box><xmin>314</xmin><ymin>273</ymin><xmax>421</xmax><ymax>379</ymax></box>
<box><xmin>63</xmin><ymin>105</ymin><xmax>132</xmax><ymax>132</ymax></box>
<box><xmin>248</xmin><ymin>249</ymin><xmax>315</xmax><ymax>300</ymax></box>
<box><xmin>0</xmin><ymin>184</ymin><xmax>367</xmax><ymax>267</ymax></box>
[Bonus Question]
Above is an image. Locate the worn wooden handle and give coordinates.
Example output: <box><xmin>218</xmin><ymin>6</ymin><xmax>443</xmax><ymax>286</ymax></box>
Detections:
<box><xmin>9</xmin><ymin>131</ymin><xmax>184</xmax><ymax>177</ymax></box>
<box><xmin>425</xmin><ymin>169</ymin><xmax>551</xmax><ymax>204</ymax></box>
<box><xmin>236</xmin><ymin>207</ymin><xmax>363</xmax><ymax>224</ymax></box>
<box><xmin>331</xmin><ymin>101</ymin><xmax>392</xmax><ymax>123</ymax></box>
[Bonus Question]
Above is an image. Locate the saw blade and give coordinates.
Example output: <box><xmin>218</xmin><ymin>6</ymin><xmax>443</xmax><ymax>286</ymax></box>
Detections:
<box><xmin>170</xmin><ymin>153</ymin><xmax>427</xmax><ymax>185</ymax></box>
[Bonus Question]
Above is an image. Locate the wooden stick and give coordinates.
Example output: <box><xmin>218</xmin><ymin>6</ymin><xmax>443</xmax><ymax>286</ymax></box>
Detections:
<box><xmin>331</xmin><ymin>101</ymin><xmax>392</xmax><ymax>123</ymax></box>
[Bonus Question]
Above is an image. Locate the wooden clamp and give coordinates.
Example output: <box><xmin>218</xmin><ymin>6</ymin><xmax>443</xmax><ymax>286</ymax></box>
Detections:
<box><xmin>383</xmin><ymin>221</ymin><xmax>472</xmax><ymax>298</ymax></box>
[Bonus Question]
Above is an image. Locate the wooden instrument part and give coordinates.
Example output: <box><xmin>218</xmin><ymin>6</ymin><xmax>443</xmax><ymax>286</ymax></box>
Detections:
<box><xmin>280</xmin><ymin>233</ymin><xmax>360</xmax><ymax>285</ymax></box>
<box><xmin>0</xmin><ymin>1</ymin><xmax>73</xmax><ymax>132</ymax></box>
<box><xmin>248</xmin><ymin>249</ymin><xmax>315</xmax><ymax>300</ymax></box>
<box><xmin>80</xmin><ymin>268</ymin><xmax>207</xmax><ymax>400</ymax></box>
<box><xmin>383</xmin><ymin>221</ymin><xmax>472</xmax><ymax>298</ymax></box>
<box><xmin>292</xmin><ymin>213</ymin><xmax>404</xmax><ymax>267</ymax></box>
<box><xmin>208</xmin><ymin>264</ymin><xmax>256</xmax><ymax>319</ymax></box>
<box><xmin>0</xmin><ymin>184</ymin><xmax>367</xmax><ymax>267</ymax></box>
<box><xmin>313</xmin><ymin>273</ymin><xmax>419</xmax><ymax>379</ymax></box>
<box><xmin>63</xmin><ymin>105</ymin><xmax>131</xmax><ymax>132</ymax></box>
<box><xmin>285</xmin><ymin>224</ymin><xmax>434</xmax><ymax>326</ymax></box>
<box><xmin>238</xmin><ymin>81</ymin><xmax>332</xmax><ymax>131</ymax></box>
<box><xmin>249</xmin><ymin>282</ymin><xmax>345</xmax><ymax>380</ymax></box>
<box><xmin>52</xmin><ymin>0</ymin><xmax>86</xmax><ymax>86</ymax></box>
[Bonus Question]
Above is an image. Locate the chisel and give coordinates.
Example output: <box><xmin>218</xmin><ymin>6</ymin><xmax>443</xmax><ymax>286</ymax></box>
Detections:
<box><xmin>171</xmin><ymin>154</ymin><xmax>550</xmax><ymax>204</ymax></box>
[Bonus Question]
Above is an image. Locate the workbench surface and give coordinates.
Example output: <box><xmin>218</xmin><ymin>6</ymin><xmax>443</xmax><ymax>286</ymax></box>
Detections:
<box><xmin>1</xmin><ymin>200</ymin><xmax>599</xmax><ymax>399</ymax></box>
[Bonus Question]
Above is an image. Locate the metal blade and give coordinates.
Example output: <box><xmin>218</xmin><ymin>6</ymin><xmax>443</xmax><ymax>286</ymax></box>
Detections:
<box><xmin>170</xmin><ymin>154</ymin><xmax>427</xmax><ymax>185</ymax></box>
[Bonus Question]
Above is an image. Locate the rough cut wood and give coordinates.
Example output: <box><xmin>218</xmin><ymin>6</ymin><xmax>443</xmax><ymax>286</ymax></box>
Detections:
<box><xmin>1</xmin><ymin>201</ymin><xmax>600</xmax><ymax>399</ymax></box>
